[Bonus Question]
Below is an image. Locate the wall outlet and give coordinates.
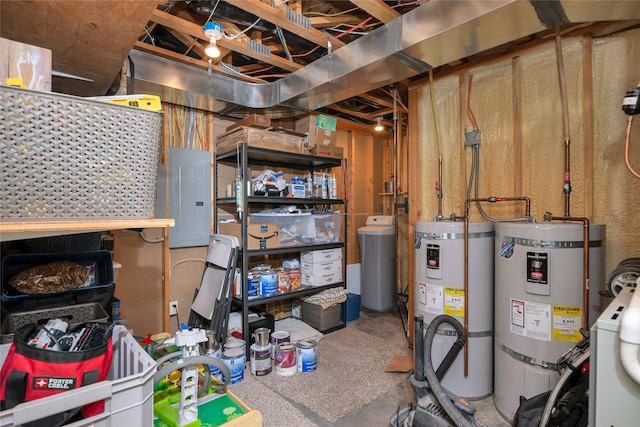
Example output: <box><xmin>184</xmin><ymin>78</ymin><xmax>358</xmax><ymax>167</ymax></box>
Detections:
<box><xmin>169</xmin><ymin>300</ymin><xmax>178</xmax><ymax>316</ymax></box>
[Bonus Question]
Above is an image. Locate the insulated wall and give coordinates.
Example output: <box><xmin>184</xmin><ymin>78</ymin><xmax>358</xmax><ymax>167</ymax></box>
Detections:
<box><xmin>410</xmin><ymin>27</ymin><xmax>640</xmax><ymax>291</ymax></box>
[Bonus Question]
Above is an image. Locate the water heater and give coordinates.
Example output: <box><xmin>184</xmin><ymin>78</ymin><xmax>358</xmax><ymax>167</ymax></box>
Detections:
<box><xmin>414</xmin><ymin>221</ymin><xmax>494</xmax><ymax>399</ymax></box>
<box><xmin>493</xmin><ymin>222</ymin><xmax>605</xmax><ymax>422</ymax></box>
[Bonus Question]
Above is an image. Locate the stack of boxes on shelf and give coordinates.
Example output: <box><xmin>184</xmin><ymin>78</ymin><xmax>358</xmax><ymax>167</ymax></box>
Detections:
<box><xmin>295</xmin><ymin>114</ymin><xmax>342</xmax><ymax>158</ymax></box>
<box><xmin>300</xmin><ymin>248</ymin><xmax>343</xmax><ymax>288</ymax></box>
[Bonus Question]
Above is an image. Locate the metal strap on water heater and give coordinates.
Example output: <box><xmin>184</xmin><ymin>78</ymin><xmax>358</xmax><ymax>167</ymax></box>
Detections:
<box><xmin>436</xmin><ymin>329</ymin><xmax>493</xmax><ymax>338</ymax></box>
<box><xmin>497</xmin><ymin>342</ymin><xmax>557</xmax><ymax>370</ymax></box>
<box><xmin>414</xmin><ymin>229</ymin><xmax>494</xmax><ymax>251</ymax></box>
<box><xmin>494</xmin><ymin>234</ymin><xmax>603</xmax><ymax>249</ymax></box>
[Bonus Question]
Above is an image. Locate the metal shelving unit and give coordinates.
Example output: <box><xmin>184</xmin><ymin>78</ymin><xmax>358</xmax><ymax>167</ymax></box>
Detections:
<box><xmin>215</xmin><ymin>143</ymin><xmax>347</xmax><ymax>353</ymax></box>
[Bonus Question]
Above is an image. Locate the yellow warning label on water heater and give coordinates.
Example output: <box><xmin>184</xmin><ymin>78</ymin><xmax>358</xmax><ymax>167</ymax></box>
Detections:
<box><xmin>444</xmin><ymin>287</ymin><xmax>465</xmax><ymax>317</ymax></box>
<box><xmin>552</xmin><ymin>305</ymin><xmax>582</xmax><ymax>342</ymax></box>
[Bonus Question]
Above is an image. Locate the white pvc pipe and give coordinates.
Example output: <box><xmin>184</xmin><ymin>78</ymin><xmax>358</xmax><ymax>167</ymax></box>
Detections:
<box><xmin>619</xmin><ymin>278</ymin><xmax>640</xmax><ymax>385</ymax></box>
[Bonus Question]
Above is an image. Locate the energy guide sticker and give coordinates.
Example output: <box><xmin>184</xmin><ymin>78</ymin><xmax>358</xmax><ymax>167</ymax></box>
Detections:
<box><xmin>552</xmin><ymin>305</ymin><xmax>582</xmax><ymax>342</ymax></box>
<box><xmin>444</xmin><ymin>287</ymin><xmax>464</xmax><ymax>317</ymax></box>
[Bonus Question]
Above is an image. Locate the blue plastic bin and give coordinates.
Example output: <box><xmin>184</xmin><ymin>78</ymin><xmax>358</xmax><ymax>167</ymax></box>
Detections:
<box><xmin>341</xmin><ymin>293</ymin><xmax>361</xmax><ymax>322</ymax></box>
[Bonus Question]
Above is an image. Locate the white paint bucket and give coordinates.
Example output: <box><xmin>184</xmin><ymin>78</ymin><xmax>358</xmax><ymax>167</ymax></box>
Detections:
<box><xmin>296</xmin><ymin>339</ymin><xmax>317</xmax><ymax>373</ymax></box>
<box><xmin>222</xmin><ymin>347</ymin><xmax>245</xmax><ymax>384</ymax></box>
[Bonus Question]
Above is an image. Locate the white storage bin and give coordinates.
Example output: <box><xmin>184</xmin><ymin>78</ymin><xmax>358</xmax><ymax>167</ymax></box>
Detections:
<box><xmin>0</xmin><ymin>325</ymin><xmax>155</xmax><ymax>427</ymax></box>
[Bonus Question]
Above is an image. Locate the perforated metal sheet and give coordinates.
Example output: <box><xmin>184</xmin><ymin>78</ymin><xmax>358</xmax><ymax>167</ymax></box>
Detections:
<box><xmin>0</xmin><ymin>87</ymin><xmax>162</xmax><ymax>219</ymax></box>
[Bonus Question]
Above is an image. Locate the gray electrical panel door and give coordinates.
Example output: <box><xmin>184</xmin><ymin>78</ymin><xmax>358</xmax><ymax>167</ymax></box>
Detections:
<box><xmin>156</xmin><ymin>147</ymin><xmax>211</xmax><ymax>248</ymax></box>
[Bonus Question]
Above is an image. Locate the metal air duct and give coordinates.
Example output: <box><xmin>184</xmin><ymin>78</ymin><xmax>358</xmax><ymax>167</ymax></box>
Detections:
<box><xmin>130</xmin><ymin>0</ymin><xmax>640</xmax><ymax>116</ymax></box>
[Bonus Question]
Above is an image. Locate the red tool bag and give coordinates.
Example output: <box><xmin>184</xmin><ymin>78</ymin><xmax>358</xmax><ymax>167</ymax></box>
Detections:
<box><xmin>0</xmin><ymin>322</ymin><xmax>113</xmax><ymax>426</ymax></box>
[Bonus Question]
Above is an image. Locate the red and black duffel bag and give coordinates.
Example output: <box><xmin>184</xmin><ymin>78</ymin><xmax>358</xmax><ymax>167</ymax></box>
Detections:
<box><xmin>0</xmin><ymin>322</ymin><xmax>113</xmax><ymax>426</ymax></box>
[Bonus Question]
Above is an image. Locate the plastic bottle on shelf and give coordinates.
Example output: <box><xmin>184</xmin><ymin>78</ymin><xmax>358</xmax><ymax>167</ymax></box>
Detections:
<box><xmin>235</xmin><ymin>168</ymin><xmax>243</xmax><ymax>218</ymax></box>
<box><xmin>330</xmin><ymin>174</ymin><xmax>337</xmax><ymax>199</ymax></box>
<box><xmin>321</xmin><ymin>173</ymin><xmax>328</xmax><ymax>199</ymax></box>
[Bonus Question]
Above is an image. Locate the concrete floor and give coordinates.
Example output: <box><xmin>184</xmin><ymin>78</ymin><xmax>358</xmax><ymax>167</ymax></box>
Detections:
<box><xmin>333</xmin><ymin>306</ymin><xmax>510</xmax><ymax>427</ymax></box>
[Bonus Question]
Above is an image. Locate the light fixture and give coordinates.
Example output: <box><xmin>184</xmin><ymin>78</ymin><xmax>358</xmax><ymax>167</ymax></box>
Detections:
<box><xmin>374</xmin><ymin>116</ymin><xmax>384</xmax><ymax>131</ymax></box>
<box><xmin>203</xmin><ymin>21</ymin><xmax>222</xmax><ymax>58</ymax></box>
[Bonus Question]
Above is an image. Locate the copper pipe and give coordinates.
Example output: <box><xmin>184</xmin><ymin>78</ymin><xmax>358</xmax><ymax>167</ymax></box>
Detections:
<box><xmin>544</xmin><ymin>214</ymin><xmax>590</xmax><ymax>327</ymax></box>
<box><xmin>437</xmin><ymin>157</ymin><xmax>443</xmax><ymax>219</ymax></box>
<box><xmin>450</xmin><ymin>211</ymin><xmax>469</xmax><ymax>377</ymax></box>
<box><xmin>463</xmin><ymin>214</ymin><xmax>469</xmax><ymax>377</ymax></box>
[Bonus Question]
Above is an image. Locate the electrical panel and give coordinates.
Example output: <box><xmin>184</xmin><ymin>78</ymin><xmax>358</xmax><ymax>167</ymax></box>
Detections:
<box><xmin>156</xmin><ymin>147</ymin><xmax>212</xmax><ymax>248</ymax></box>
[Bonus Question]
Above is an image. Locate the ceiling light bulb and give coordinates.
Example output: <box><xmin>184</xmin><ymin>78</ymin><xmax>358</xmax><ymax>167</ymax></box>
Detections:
<box><xmin>205</xmin><ymin>39</ymin><xmax>220</xmax><ymax>58</ymax></box>
<box><xmin>374</xmin><ymin>117</ymin><xmax>384</xmax><ymax>131</ymax></box>
<box><xmin>203</xmin><ymin>21</ymin><xmax>222</xmax><ymax>59</ymax></box>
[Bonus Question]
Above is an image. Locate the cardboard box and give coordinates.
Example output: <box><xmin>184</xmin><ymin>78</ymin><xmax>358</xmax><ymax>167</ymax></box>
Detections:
<box><xmin>218</xmin><ymin>221</ymin><xmax>280</xmax><ymax>250</ymax></box>
<box><xmin>225</xmin><ymin>114</ymin><xmax>271</xmax><ymax>132</ymax></box>
<box><xmin>301</xmin><ymin>259</ymin><xmax>343</xmax><ymax>276</ymax></box>
<box><xmin>309</xmin><ymin>144</ymin><xmax>343</xmax><ymax>159</ymax></box>
<box><xmin>216</xmin><ymin>126</ymin><xmax>305</xmax><ymax>154</ymax></box>
<box><xmin>295</xmin><ymin>114</ymin><xmax>337</xmax><ymax>149</ymax></box>
<box><xmin>301</xmin><ymin>248</ymin><xmax>343</xmax><ymax>263</ymax></box>
<box><xmin>1</xmin><ymin>38</ymin><xmax>51</xmax><ymax>91</ymax></box>
<box><xmin>301</xmin><ymin>270</ymin><xmax>343</xmax><ymax>287</ymax></box>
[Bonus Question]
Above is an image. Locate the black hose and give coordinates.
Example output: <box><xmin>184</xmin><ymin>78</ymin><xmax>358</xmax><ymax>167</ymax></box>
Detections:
<box><xmin>424</xmin><ymin>315</ymin><xmax>473</xmax><ymax>427</ymax></box>
<box><xmin>414</xmin><ymin>315</ymin><xmax>425</xmax><ymax>382</ymax></box>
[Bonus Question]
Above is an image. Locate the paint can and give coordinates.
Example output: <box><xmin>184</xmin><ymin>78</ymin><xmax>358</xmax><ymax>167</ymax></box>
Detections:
<box><xmin>205</xmin><ymin>344</ymin><xmax>223</xmax><ymax>382</ymax></box>
<box><xmin>247</xmin><ymin>271</ymin><xmax>260</xmax><ymax>298</ymax></box>
<box><xmin>224</xmin><ymin>338</ymin><xmax>246</xmax><ymax>353</ymax></box>
<box><xmin>222</xmin><ymin>347</ymin><xmax>245</xmax><ymax>384</ymax></box>
<box><xmin>261</xmin><ymin>270</ymin><xmax>277</xmax><ymax>296</ymax></box>
<box><xmin>296</xmin><ymin>339</ymin><xmax>317</xmax><ymax>373</ymax></box>
<box><xmin>271</xmin><ymin>331</ymin><xmax>290</xmax><ymax>358</ymax></box>
<box><xmin>253</xmin><ymin>327</ymin><xmax>271</xmax><ymax>348</ymax></box>
<box><xmin>275</xmin><ymin>342</ymin><xmax>297</xmax><ymax>376</ymax></box>
<box><xmin>288</xmin><ymin>267</ymin><xmax>301</xmax><ymax>290</ymax></box>
<box><xmin>250</xmin><ymin>343</ymin><xmax>272</xmax><ymax>376</ymax></box>
<box><xmin>276</xmin><ymin>268</ymin><xmax>291</xmax><ymax>293</ymax></box>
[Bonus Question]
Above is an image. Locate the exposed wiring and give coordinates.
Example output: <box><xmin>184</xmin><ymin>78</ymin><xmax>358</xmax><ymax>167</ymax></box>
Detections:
<box><xmin>224</xmin><ymin>17</ymin><xmax>262</xmax><ymax>41</ymax></box>
<box><xmin>303</xmin><ymin>7</ymin><xmax>360</xmax><ymax>17</ymax></box>
<box><xmin>142</xmin><ymin>26</ymin><xmax>155</xmax><ymax>45</ymax></box>
<box><xmin>139</xmin><ymin>230</ymin><xmax>164</xmax><ymax>243</ymax></box>
<box><xmin>625</xmin><ymin>115</ymin><xmax>640</xmax><ymax>179</ymax></box>
<box><xmin>169</xmin><ymin>258</ymin><xmax>207</xmax><ymax>329</ymax></box>
<box><xmin>466</xmin><ymin>75</ymin><xmax>479</xmax><ymax>131</ymax></box>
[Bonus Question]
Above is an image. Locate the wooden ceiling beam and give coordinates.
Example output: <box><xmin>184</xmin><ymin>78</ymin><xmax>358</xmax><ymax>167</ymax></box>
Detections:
<box><xmin>148</xmin><ymin>9</ymin><xmax>302</xmax><ymax>72</ymax></box>
<box><xmin>350</xmin><ymin>0</ymin><xmax>400</xmax><ymax>24</ymax></box>
<box><xmin>308</xmin><ymin>16</ymin><xmax>363</xmax><ymax>29</ymax></box>
<box><xmin>164</xmin><ymin>27</ymin><xmax>210</xmax><ymax>59</ymax></box>
<box><xmin>133</xmin><ymin>41</ymin><xmax>264</xmax><ymax>84</ymax></box>
<box><xmin>328</xmin><ymin>104</ymin><xmax>393</xmax><ymax>126</ymax></box>
<box><xmin>225</xmin><ymin>0</ymin><xmax>345</xmax><ymax>49</ymax></box>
